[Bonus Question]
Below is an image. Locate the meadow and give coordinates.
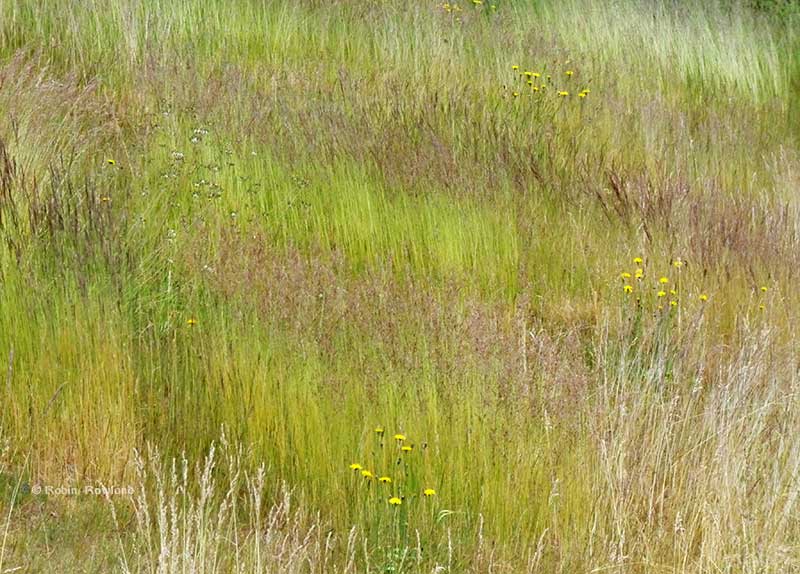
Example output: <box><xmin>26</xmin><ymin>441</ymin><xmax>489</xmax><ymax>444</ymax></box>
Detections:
<box><xmin>1</xmin><ymin>0</ymin><xmax>799</xmax><ymax>571</ymax></box>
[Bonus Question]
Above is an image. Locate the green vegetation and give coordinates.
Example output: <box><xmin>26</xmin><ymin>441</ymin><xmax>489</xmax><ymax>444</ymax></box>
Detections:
<box><xmin>1</xmin><ymin>0</ymin><xmax>799</xmax><ymax>571</ymax></box>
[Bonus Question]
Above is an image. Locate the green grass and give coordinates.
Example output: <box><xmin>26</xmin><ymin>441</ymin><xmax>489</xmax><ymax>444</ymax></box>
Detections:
<box><xmin>1</xmin><ymin>0</ymin><xmax>799</xmax><ymax>571</ymax></box>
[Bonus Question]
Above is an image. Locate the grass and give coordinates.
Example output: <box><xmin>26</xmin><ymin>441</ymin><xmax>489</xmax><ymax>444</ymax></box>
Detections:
<box><xmin>1</xmin><ymin>0</ymin><xmax>800</xmax><ymax>571</ymax></box>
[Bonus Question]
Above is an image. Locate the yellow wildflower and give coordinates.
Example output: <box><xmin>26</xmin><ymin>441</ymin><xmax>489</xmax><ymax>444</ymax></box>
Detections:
<box><xmin>634</xmin><ymin>269</ymin><xmax>644</xmax><ymax>280</ymax></box>
<box><xmin>760</xmin><ymin>286</ymin><xmax>768</xmax><ymax>293</ymax></box>
<box><xmin>349</xmin><ymin>463</ymin><xmax>362</xmax><ymax>471</ymax></box>
<box><xmin>558</xmin><ymin>91</ymin><xmax>569</xmax><ymax>97</ymax></box>
<box><xmin>699</xmin><ymin>294</ymin><xmax>708</xmax><ymax>302</ymax></box>
<box><xmin>424</xmin><ymin>488</ymin><xmax>436</xmax><ymax>497</ymax></box>
<box><xmin>623</xmin><ymin>285</ymin><xmax>633</xmax><ymax>294</ymax></box>
<box><xmin>388</xmin><ymin>497</ymin><xmax>402</xmax><ymax>506</ymax></box>
<box><xmin>511</xmin><ymin>65</ymin><xmax>519</xmax><ymax>71</ymax></box>
<box><xmin>566</xmin><ymin>70</ymin><xmax>574</xmax><ymax>76</ymax></box>
<box><xmin>633</xmin><ymin>257</ymin><xmax>643</xmax><ymax>265</ymax></box>
<box><xmin>393</xmin><ymin>434</ymin><xmax>406</xmax><ymax>441</ymax></box>
<box><xmin>375</xmin><ymin>427</ymin><xmax>385</xmax><ymax>435</ymax></box>
<box><xmin>621</xmin><ymin>272</ymin><xmax>632</xmax><ymax>280</ymax></box>
<box><xmin>106</xmin><ymin>158</ymin><xmax>116</xmax><ymax>166</ymax></box>
<box><xmin>659</xmin><ymin>277</ymin><xmax>669</xmax><ymax>284</ymax></box>
<box><xmin>657</xmin><ymin>290</ymin><xmax>666</xmax><ymax>298</ymax></box>
<box><xmin>670</xmin><ymin>300</ymin><xmax>678</xmax><ymax>307</ymax></box>
<box><xmin>379</xmin><ymin>476</ymin><xmax>392</xmax><ymax>484</ymax></box>
<box><xmin>361</xmin><ymin>470</ymin><xmax>374</xmax><ymax>479</ymax></box>
<box><xmin>401</xmin><ymin>445</ymin><xmax>413</xmax><ymax>453</ymax></box>
<box><xmin>187</xmin><ymin>318</ymin><xmax>198</xmax><ymax>326</ymax></box>
<box><xmin>673</xmin><ymin>258</ymin><xmax>684</xmax><ymax>268</ymax></box>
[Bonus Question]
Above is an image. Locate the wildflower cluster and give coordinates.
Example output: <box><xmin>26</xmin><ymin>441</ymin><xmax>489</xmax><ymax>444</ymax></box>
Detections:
<box><xmin>441</xmin><ymin>2</ymin><xmax>462</xmax><ymax>13</ymax></box>
<box><xmin>758</xmin><ymin>284</ymin><xmax>769</xmax><ymax>311</ymax></box>
<box><xmin>441</xmin><ymin>1</ymin><xmax>497</xmax><ymax>13</ymax></box>
<box><xmin>617</xmin><ymin>256</ymin><xmax>702</xmax><ymax>310</ymax></box>
<box><xmin>348</xmin><ymin>427</ymin><xmax>437</xmax><ymax>508</ymax></box>
<box><xmin>507</xmin><ymin>65</ymin><xmax>591</xmax><ymax>100</ymax></box>
<box><xmin>615</xmin><ymin>255</ymin><xmax>779</xmax><ymax>320</ymax></box>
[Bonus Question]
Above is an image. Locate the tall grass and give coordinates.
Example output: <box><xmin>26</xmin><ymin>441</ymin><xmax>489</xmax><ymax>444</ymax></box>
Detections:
<box><xmin>0</xmin><ymin>0</ymin><xmax>799</xmax><ymax>571</ymax></box>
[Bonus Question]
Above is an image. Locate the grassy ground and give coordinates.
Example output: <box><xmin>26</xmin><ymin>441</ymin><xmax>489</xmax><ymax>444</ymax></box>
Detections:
<box><xmin>1</xmin><ymin>0</ymin><xmax>799</xmax><ymax>571</ymax></box>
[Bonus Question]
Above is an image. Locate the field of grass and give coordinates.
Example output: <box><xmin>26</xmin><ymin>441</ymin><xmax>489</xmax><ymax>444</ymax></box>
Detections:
<box><xmin>1</xmin><ymin>0</ymin><xmax>799</xmax><ymax>571</ymax></box>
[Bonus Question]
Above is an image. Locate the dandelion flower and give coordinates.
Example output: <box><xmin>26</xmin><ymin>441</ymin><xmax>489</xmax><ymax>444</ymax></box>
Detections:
<box><xmin>379</xmin><ymin>476</ymin><xmax>392</xmax><ymax>484</ymax></box>
<box><xmin>349</xmin><ymin>463</ymin><xmax>362</xmax><ymax>471</ymax></box>
<box><xmin>424</xmin><ymin>488</ymin><xmax>437</xmax><ymax>497</ymax></box>
<box><xmin>669</xmin><ymin>300</ymin><xmax>678</xmax><ymax>307</ymax></box>
<box><xmin>512</xmin><ymin>92</ymin><xmax>520</xmax><ymax>98</ymax></box>
<box><xmin>633</xmin><ymin>257</ymin><xmax>643</xmax><ymax>265</ymax></box>
<box><xmin>760</xmin><ymin>286</ymin><xmax>768</xmax><ymax>292</ymax></box>
<box><xmin>578</xmin><ymin>92</ymin><xmax>587</xmax><ymax>98</ymax></box>
<box><xmin>394</xmin><ymin>434</ymin><xmax>406</xmax><ymax>441</ymax></box>
<box><xmin>512</xmin><ymin>65</ymin><xmax>519</xmax><ymax>71</ymax></box>
<box><xmin>388</xmin><ymin>497</ymin><xmax>402</xmax><ymax>506</ymax></box>
<box><xmin>106</xmin><ymin>159</ymin><xmax>116</xmax><ymax>166</ymax></box>
<box><xmin>623</xmin><ymin>285</ymin><xmax>633</xmax><ymax>294</ymax></box>
<box><xmin>699</xmin><ymin>294</ymin><xmax>708</xmax><ymax>302</ymax></box>
<box><xmin>634</xmin><ymin>269</ymin><xmax>644</xmax><ymax>280</ymax></box>
<box><xmin>620</xmin><ymin>272</ymin><xmax>632</xmax><ymax>280</ymax></box>
<box><xmin>565</xmin><ymin>70</ymin><xmax>574</xmax><ymax>76</ymax></box>
<box><xmin>375</xmin><ymin>427</ymin><xmax>385</xmax><ymax>435</ymax></box>
<box><xmin>524</xmin><ymin>71</ymin><xmax>533</xmax><ymax>78</ymax></box>
<box><xmin>558</xmin><ymin>91</ymin><xmax>569</xmax><ymax>97</ymax></box>
<box><xmin>187</xmin><ymin>318</ymin><xmax>198</xmax><ymax>326</ymax></box>
<box><xmin>532</xmin><ymin>72</ymin><xmax>541</xmax><ymax>78</ymax></box>
<box><xmin>657</xmin><ymin>290</ymin><xmax>666</xmax><ymax>298</ymax></box>
<box><xmin>673</xmin><ymin>258</ymin><xmax>684</xmax><ymax>268</ymax></box>
<box><xmin>401</xmin><ymin>445</ymin><xmax>413</xmax><ymax>453</ymax></box>
<box><xmin>659</xmin><ymin>277</ymin><xmax>669</xmax><ymax>284</ymax></box>
<box><xmin>669</xmin><ymin>289</ymin><xmax>678</xmax><ymax>296</ymax></box>
<box><xmin>361</xmin><ymin>470</ymin><xmax>374</xmax><ymax>479</ymax></box>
